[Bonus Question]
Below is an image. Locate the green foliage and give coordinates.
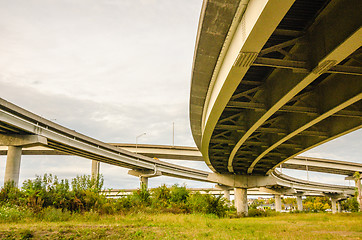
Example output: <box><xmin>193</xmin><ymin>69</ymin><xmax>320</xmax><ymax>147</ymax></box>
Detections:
<box><xmin>303</xmin><ymin>196</ymin><xmax>331</xmax><ymax>212</ymax></box>
<box><xmin>169</xmin><ymin>184</ymin><xmax>189</xmax><ymax>204</ymax></box>
<box><xmin>132</xmin><ymin>184</ymin><xmax>151</xmax><ymax>206</ymax></box>
<box><xmin>187</xmin><ymin>192</ymin><xmax>229</xmax><ymax>217</ymax></box>
<box><xmin>248</xmin><ymin>208</ymin><xmax>269</xmax><ymax>217</ymax></box>
<box><xmin>340</xmin><ymin>196</ymin><xmax>359</xmax><ymax>212</ymax></box>
<box><xmin>151</xmin><ymin>184</ymin><xmax>171</xmax><ymax>207</ymax></box>
<box><xmin>38</xmin><ymin>207</ymin><xmax>72</xmax><ymax>222</ymax></box>
<box><xmin>282</xmin><ymin>197</ymin><xmax>297</xmax><ymax>210</ymax></box>
<box><xmin>0</xmin><ymin>174</ymin><xmax>232</xmax><ymax>219</ymax></box>
<box><xmin>0</xmin><ymin>181</ymin><xmax>24</xmax><ymax>206</ymax></box>
<box><xmin>249</xmin><ymin>199</ymin><xmax>265</xmax><ymax>209</ymax></box>
<box><xmin>0</xmin><ymin>204</ymin><xmax>32</xmax><ymax>222</ymax></box>
<box><xmin>20</xmin><ymin>229</ymin><xmax>33</xmax><ymax>240</ymax></box>
<box><xmin>114</xmin><ymin>196</ymin><xmax>133</xmax><ymax>212</ymax></box>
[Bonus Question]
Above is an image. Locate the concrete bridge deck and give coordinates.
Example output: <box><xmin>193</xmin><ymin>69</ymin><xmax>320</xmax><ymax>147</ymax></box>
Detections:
<box><xmin>1</xmin><ymin>144</ymin><xmax>361</xmax><ymax>176</ymax></box>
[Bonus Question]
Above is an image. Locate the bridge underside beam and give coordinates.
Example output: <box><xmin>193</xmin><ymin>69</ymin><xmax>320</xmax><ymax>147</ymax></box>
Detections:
<box><xmin>253</xmin><ymin>57</ymin><xmax>362</xmax><ymax>76</ymax></box>
<box><xmin>199</xmin><ymin>0</ymin><xmax>296</xmax><ymax>173</ymax></box>
<box><xmin>207</xmin><ymin>0</ymin><xmax>362</xmax><ymax>174</ymax></box>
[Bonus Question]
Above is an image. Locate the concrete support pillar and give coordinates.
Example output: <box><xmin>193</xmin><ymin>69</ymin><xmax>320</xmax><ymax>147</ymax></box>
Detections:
<box><xmin>297</xmin><ymin>196</ymin><xmax>303</xmax><ymax>211</ymax></box>
<box><xmin>234</xmin><ymin>188</ymin><xmax>248</xmax><ymax>217</ymax></box>
<box><xmin>275</xmin><ymin>194</ymin><xmax>282</xmax><ymax>212</ymax></box>
<box><xmin>337</xmin><ymin>202</ymin><xmax>341</xmax><ymax>213</ymax></box>
<box><xmin>91</xmin><ymin>160</ymin><xmax>100</xmax><ymax>179</ymax></box>
<box><xmin>4</xmin><ymin>146</ymin><xmax>22</xmax><ymax>187</ymax></box>
<box><xmin>140</xmin><ymin>176</ymin><xmax>148</xmax><ymax>189</ymax></box>
<box><xmin>331</xmin><ymin>198</ymin><xmax>337</xmax><ymax>213</ymax></box>
<box><xmin>223</xmin><ymin>189</ymin><xmax>230</xmax><ymax>204</ymax></box>
<box><xmin>356</xmin><ymin>177</ymin><xmax>362</xmax><ymax>212</ymax></box>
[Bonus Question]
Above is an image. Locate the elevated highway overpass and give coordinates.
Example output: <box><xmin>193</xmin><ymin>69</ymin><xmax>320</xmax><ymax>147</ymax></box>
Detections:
<box><xmin>190</xmin><ymin>0</ymin><xmax>361</xmax><ymax>215</ymax></box>
<box><xmin>1</xmin><ymin>0</ymin><xmax>361</xmax><ymax>215</ymax></box>
<box><xmin>0</xmin><ymin>97</ymin><xmax>356</xmax><ymax>214</ymax></box>
<box><xmin>1</xmin><ymin>144</ymin><xmax>361</xmax><ymax>176</ymax></box>
<box><xmin>0</xmin><ymin>98</ymin><xmax>210</xmax><ymax>184</ymax></box>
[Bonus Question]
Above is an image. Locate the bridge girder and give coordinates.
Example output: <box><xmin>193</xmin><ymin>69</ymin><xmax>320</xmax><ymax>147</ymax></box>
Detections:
<box><xmin>191</xmin><ymin>0</ymin><xmax>362</xmax><ymax>175</ymax></box>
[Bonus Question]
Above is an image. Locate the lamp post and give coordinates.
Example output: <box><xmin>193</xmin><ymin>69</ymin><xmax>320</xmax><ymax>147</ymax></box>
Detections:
<box><xmin>136</xmin><ymin>133</ymin><xmax>146</xmax><ymax>154</ymax></box>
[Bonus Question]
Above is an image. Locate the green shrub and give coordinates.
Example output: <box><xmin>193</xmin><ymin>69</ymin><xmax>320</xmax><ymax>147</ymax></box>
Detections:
<box><xmin>170</xmin><ymin>185</ymin><xmax>189</xmax><ymax>204</ymax></box>
<box><xmin>0</xmin><ymin>181</ymin><xmax>24</xmax><ymax>206</ymax></box>
<box><xmin>340</xmin><ymin>196</ymin><xmax>359</xmax><ymax>212</ymax></box>
<box><xmin>114</xmin><ymin>196</ymin><xmax>133</xmax><ymax>212</ymax></box>
<box><xmin>0</xmin><ymin>204</ymin><xmax>32</xmax><ymax>222</ymax></box>
<box><xmin>248</xmin><ymin>208</ymin><xmax>269</xmax><ymax>217</ymax></box>
<box><xmin>1</xmin><ymin>173</ymin><xmax>236</xmax><ymax>218</ymax></box>
<box><xmin>205</xmin><ymin>195</ymin><xmax>228</xmax><ymax>217</ymax></box>
<box><xmin>187</xmin><ymin>192</ymin><xmax>229</xmax><ymax>217</ymax></box>
<box><xmin>20</xmin><ymin>229</ymin><xmax>33</xmax><ymax>240</ymax></box>
<box><xmin>132</xmin><ymin>185</ymin><xmax>151</xmax><ymax>206</ymax></box>
<box><xmin>151</xmin><ymin>185</ymin><xmax>171</xmax><ymax>207</ymax></box>
<box><xmin>38</xmin><ymin>207</ymin><xmax>72</xmax><ymax>222</ymax></box>
<box><xmin>187</xmin><ymin>192</ymin><xmax>206</xmax><ymax>213</ymax></box>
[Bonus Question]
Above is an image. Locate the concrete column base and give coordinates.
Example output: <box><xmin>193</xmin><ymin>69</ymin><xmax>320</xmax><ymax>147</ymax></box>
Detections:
<box><xmin>140</xmin><ymin>176</ymin><xmax>148</xmax><ymax>189</ymax></box>
<box><xmin>275</xmin><ymin>194</ymin><xmax>282</xmax><ymax>212</ymax></box>
<box><xmin>297</xmin><ymin>196</ymin><xmax>303</xmax><ymax>211</ymax></box>
<box><xmin>4</xmin><ymin>146</ymin><xmax>22</xmax><ymax>187</ymax></box>
<box><xmin>337</xmin><ymin>202</ymin><xmax>341</xmax><ymax>213</ymax></box>
<box><xmin>331</xmin><ymin>198</ymin><xmax>337</xmax><ymax>213</ymax></box>
<box><xmin>234</xmin><ymin>188</ymin><xmax>248</xmax><ymax>217</ymax></box>
<box><xmin>223</xmin><ymin>190</ymin><xmax>230</xmax><ymax>205</ymax></box>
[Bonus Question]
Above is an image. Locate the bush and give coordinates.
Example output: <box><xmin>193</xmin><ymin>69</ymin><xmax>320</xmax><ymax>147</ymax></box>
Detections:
<box><xmin>0</xmin><ymin>173</ymin><xmax>235</xmax><ymax>218</ymax></box>
<box><xmin>187</xmin><ymin>192</ymin><xmax>229</xmax><ymax>217</ymax></box>
<box><xmin>340</xmin><ymin>196</ymin><xmax>359</xmax><ymax>212</ymax></box>
<box><xmin>114</xmin><ymin>196</ymin><xmax>133</xmax><ymax>212</ymax></box>
<box><xmin>0</xmin><ymin>181</ymin><xmax>24</xmax><ymax>206</ymax></box>
<box><xmin>248</xmin><ymin>208</ymin><xmax>269</xmax><ymax>217</ymax></box>
<box><xmin>39</xmin><ymin>207</ymin><xmax>72</xmax><ymax>222</ymax></box>
<box><xmin>170</xmin><ymin>185</ymin><xmax>189</xmax><ymax>204</ymax></box>
<box><xmin>151</xmin><ymin>185</ymin><xmax>171</xmax><ymax>208</ymax></box>
<box><xmin>132</xmin><ymin>184</ymin><xmax>151</xmax><ymax>206</ymax></box>
<box><xmin>0</xmin><ymin>204</ymin><xmax>32</xmax><ymax>222</ymax></box>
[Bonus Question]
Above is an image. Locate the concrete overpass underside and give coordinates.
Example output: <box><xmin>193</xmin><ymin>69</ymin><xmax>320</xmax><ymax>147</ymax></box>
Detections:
<box><xmin>190</xmin><ymin>0</ymin><xmax>362</xmax><ymax>176</ymax></box>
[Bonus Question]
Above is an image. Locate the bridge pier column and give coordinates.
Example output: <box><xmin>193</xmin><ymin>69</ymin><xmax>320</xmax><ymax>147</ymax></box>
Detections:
<box><xmin>4</xmin><ymin>146</ymin><xmax>22</xmax><ymax>187</ymax></box>
<box><xmin>140</xmin><ymin>176</ymin><xmax>148</xmax><ymax>189</ymax></box>
<box><xmin>234</xmin><ymin>188</ymin><xmax>248</xmax><ymax>217</ymax></box>
<box><xmin>223</xmin><ymin>190</ymin><xmax>230</xmax><ymax>204</ymax></box>
<box><xmin>356</xmin><ymin>176</ymin><xmax>362</xmax><ymax>212</ymax></box>
<box><xmin>1</xmin><ymin>134</ymin><xmax>47</xmax><ymax>187</ymax></box>
<box><xmin>274</xmin><ymin>194</ymin><xmax>282</xmax><ymax>212</ymax></box>
<box><xmin>331</xmin><ymin>198</ymin><xmax>337</xmax><ymax>213</ymax></box>
<box><xmin>337</xmin><ymin>201</ymin><xmax>341</xmax><ymax>213</ymax></box>
<box><xmin>296</xmin><ymin>196</ymin><xmax>303</xmax><ymax>211</ymax></box>
<box><xmin>91</xmin><ymin>160</ymin><xmax>100</xmax><ymax>179</ymax></box>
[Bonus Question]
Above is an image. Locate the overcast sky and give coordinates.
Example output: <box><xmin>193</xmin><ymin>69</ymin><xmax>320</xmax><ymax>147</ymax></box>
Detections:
<box><xmin>0</xmin><ymin>0</ymin><xmax>360</xmax><ymax>190</ymax></box>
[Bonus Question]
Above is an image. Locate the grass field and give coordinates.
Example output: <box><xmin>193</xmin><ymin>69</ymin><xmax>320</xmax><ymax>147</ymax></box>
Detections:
<box><xmin>0</xmin><ymin>212</ymin><xmax>361</xmax><ymax>239</ymax></box>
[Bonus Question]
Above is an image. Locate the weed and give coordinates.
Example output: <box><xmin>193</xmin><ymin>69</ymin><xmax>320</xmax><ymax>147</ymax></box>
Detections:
<box><xmin>20</xmin><ymin>229</ymin><xmax>33</xmax><ymax>240</ymax></box>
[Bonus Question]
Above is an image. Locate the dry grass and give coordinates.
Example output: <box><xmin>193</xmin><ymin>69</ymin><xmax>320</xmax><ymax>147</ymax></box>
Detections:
<box><xmin>0</xmin><ymin>212</ymin><xmax>361</xmax><ymax>239</ymax></box>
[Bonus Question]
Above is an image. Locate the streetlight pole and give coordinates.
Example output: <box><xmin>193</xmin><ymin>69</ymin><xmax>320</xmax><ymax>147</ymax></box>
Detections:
<box><xmin>172</xmin><ymin>122</ymin><xmax>175</xmax><ymax>147</ymax></box>
<box><xmin>136</xmin><ymin>133</ymin><xmax>146</xmax><ymax>154</ymax></box>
